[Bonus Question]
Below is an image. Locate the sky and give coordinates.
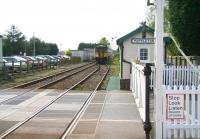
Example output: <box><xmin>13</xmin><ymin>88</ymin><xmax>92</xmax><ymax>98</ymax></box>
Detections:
<box><xmin>0</xmin><ymin>0</ymin><xmax>148</xmax><ymax>51</ymax></box>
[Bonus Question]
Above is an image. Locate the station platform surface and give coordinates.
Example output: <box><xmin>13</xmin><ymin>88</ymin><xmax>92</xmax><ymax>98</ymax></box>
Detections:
<box><xmin>68</xmin><ymin>90</ymin><xmax>145</xmax><ymax>139</ymax></box>
<box><xmin>106</xmin><ymin>76</ymin><xmax>120</xmax><ymax>91</ymax></box>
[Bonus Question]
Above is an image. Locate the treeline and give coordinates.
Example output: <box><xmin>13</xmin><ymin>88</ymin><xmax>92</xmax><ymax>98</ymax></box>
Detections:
<box><xmin>3</xmin><ymin>25</ymin><xmax>59</xmax><ymax>56</ymax></box>
<box><xmin>78</xmin><ymin>43</ymin><xmax>98</xmax><ymax>50</ymax></box>
<box><xmin>78</xmin><ymin>37</ymin><xmax>110</xmax><ymax>50</ymax></box>
<box><xmin>146</xmin><ymin>1</ymin><xmax>200</xmax><ymax>56</ymax></box>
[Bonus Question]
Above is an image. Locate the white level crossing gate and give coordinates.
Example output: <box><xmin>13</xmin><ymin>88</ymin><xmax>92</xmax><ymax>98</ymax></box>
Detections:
<box><xmin>163</xmin><ymin>66</ymin><xmax>200</xmax><ymax>138</ymax></box>
<box><xmin>163</xmin><ymin>86</ymin><xmax>200</xmax><ymax>138</ymax></box>
<box><xmin>131</xmin><ymin>64</ymin><xmax>200</xmax><ymax>139</ymax></box>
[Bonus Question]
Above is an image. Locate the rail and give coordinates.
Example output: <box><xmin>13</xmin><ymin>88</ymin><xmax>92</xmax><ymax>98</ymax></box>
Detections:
<box><xmin>0</xmin><ymin>65</ymin><xmax>99</xmax><ymax>139</ymax></box>
<box><xmin>60</xmin><ymin>65</ymin><xmax>110</xmax><ymax>139</ymax></box>
<box><xmin>0</xmin><ymin>63</ymin><xmax>96</xmax><ymax>105</ymax></box>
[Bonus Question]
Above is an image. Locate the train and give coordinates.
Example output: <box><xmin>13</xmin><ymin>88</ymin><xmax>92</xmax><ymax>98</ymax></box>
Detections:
<box><xmin>95</xmin><ymin>45</ymin><xmax>110</xmax><ymax>64</ymax></box>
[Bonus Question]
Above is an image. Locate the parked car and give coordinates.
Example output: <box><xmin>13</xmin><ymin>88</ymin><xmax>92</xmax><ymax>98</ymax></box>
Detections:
<box><xmin>21</xmin><ymin>56</ymin><xmax>40</xmax><ymax>67</ymax></box>
<box><xmin>52</xmin><ymin>55</ymin><xmax>62</xmax><ymax>61</ymax></box>
<box><xmin>3</xmin><ymin>56</ymin><xmax>28</xmax><ymax>70</ymax></box>
<box><xmin>35</xmin><ymin>56</ymin><xmax>48</xmax><ymax>67</ymax></box>
<box><xmin>0</xmin><ymin>59</ymin><xmax>13</xmax><ymax>71</ymax></box>
<box><xmin>37</xmin><ymin>55</ymin><xmax>58</xmax><ymax>66</ymax></box>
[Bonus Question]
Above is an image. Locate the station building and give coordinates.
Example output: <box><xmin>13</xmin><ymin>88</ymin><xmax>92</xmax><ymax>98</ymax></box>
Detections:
<box><xmin>117</xmin><ymin>23</ymin><xmax>171</xmax><ymax>89</ymax></box>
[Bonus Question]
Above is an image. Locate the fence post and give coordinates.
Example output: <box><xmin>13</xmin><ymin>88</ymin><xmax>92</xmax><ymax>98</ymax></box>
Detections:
<box><xmin>143</xmin><ymin>63</ymin><xmax>152</xmax><ymax>139</ymax></box>
<box><xmin>20</xmin><ymin>61</ymin><xmax>22</xmax><ymax>74</ymax></box>
<box><xmin>12</xmin><ymin>61</ymin><xmax>14</xmax><ymax>75</ymax></box>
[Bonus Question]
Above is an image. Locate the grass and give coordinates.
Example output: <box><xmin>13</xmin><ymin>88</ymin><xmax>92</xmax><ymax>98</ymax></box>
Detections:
<box><xmin>110</xmin><ymin>53</ymin><xmax>120</xmax><ymax>76</ymax></box>
<box><xmin>0</xmin><ymin>63</ymin><xmax>83</xmax><ymax>89</ymax></box>
<box><xmin>100</xmin><ymin>53</ymin><xmax>120</xmax><ymax>89</ymax></box>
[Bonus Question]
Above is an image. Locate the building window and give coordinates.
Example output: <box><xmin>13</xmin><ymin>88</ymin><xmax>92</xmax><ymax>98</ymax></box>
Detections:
<box><xmin>140</xmin><ymin>48</ymin><xmax>148</xmax><ymax>61</ymax></box>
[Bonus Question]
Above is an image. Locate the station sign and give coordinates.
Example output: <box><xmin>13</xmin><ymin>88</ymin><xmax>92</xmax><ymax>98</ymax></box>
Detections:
<box><xmin>166</xmin><ymin>94</ymin><xmax>185</xmax><ymax>119</ymax></box>
<box><xmin>131</xmin><ymin>38</ymin><xmax>155</xmax><ymax>44</ymax></box>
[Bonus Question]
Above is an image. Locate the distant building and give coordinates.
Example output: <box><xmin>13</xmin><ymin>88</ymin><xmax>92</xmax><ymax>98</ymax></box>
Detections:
<box><xmin>57</xmin><ymin>51</ymin><xmax>65</xmax><ymax>55</ymax></box>
<box><xmin>71</xmin><ymin>50</ymin><xmax>90</xmax><ymax>61</ymax></box>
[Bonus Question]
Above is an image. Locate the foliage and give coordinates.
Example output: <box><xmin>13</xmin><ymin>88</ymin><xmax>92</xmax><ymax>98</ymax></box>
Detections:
<box><xmin>71</xmin><ymin>57</ymin><xmax>81</xmax><ymax>63</ymax></box>
<box><xmin>78</xmin><ymin>43</ymin><xmax>98</xmax><ymax>50</ymax></box>
<box><xmin>146</xmin><ymin>2</ymin><xmax>179</xmax><ymax>55</ymax></box>
<box><xmin>99</xmin><ymin>37</ymin><xmax>110</xmax><ymax>46</ymax></box>
<box><xmin>3</xmin><ymin>25</ymin><xmax>25</xmax><ymax>56</ymax></box>
<box><xmin>168</xmin><ymin>0</ymin><xmax>200</xmax><ymax>55</ymax></box>
<box><xmin>112</xmin><ymin>53</ymin><xmax>120</xmax><ymax>65</ymax></box>
<box><xmin>65</xmin><ymin>49</ymin><xmax>72</xmax><ymax>56</ymax></box>
<box><xmin>78</xmin><ymin>37</ymin><xmax>110</xmax><ymax>51</ymax></box>
<box><xmin>2</xmin><ymin>25</ymin><xmax>59</xmax><ymax>56</ymax></box>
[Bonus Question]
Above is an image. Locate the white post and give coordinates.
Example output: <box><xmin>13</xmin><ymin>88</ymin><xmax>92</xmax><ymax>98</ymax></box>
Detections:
<box><xmin>154</xmin><ymin>0</ymin><xmax>164</xmax><ymax>138</ymax></box>
<box><xmin>0</xmin><ymin>35</ymin><xmax>3</xmax><ymax>62</ymax></box>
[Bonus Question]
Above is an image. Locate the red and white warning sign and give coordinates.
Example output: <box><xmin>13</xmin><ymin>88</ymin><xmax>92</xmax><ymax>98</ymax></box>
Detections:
<box><xmin>166</xmin><ymin>94</ymin><xmax>185</xmax><ymax>119</ymax></box>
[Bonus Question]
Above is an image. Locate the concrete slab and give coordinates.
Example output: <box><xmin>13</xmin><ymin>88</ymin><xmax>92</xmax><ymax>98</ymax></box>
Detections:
<box><xmin>95</xmin><ymin>121</ymin><xmax>145</xmax><ymax>139</ymax></box>
<box><xmin>0</xmin><ymin>121</ymin><xmax>18</xmax><ymax>135</ymax></box>
<box><xmin>1</xmin><ymin>90</ymin><xmax>145</xmax><ymax>139</ymax></box>
<box><xmin>68</xmin><ymin>90</ymin><xmax>145</xmax><ymax>139</ymax></box>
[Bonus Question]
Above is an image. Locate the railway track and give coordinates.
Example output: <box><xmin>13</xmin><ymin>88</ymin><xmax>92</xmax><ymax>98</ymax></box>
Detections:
<box><xmin>0</xmin><ymin>65</ymin><xmax>109</xmax><ymax>139</ymax></box>
<box><xmin>0</xmin><ymin>62</ymin><xmax>94</xmax><ymax>91</ymax></box>
<box><xmin>0</xmin><ymin>63</ymin><xmax>96</xmax><ymax>105</ymax></box>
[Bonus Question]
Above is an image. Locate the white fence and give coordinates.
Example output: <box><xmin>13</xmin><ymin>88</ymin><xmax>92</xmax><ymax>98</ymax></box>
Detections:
<box><xmin>131</xmin><ymin>63</ymin><xmax>200</xmax><ymax>139</ymax></box>
<box><xmin>163</xmin><ymin>86</ymin><xmax>200</xmax><ymax>139</ymax></box>
<box><xmin>131</xmin><ymin>62</ymin><xmax>146</xmax><ymax>121</ymax></box>
<box><xmin>163</xmin><ymin>66</ymin><xmax>200</xmax><ymax>88</ymax></box>
<box><xmin>150</xmin><ymin>65</ymin><xmax>200</xmax><ymax>90</ymax></box>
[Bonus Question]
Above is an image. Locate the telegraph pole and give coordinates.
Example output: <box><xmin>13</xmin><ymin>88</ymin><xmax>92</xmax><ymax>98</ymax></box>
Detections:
<box><xmin>154</xmin><ymin>0</ymin><xmax>164</xmax><ymax>138</ymax></box>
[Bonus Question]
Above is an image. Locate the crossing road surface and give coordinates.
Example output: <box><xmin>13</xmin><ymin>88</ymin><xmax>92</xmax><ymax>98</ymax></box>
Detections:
<box><xmin>0</xmin><ymin>90</ymin><xmax>145</xmax><ymax>139</ymax></box>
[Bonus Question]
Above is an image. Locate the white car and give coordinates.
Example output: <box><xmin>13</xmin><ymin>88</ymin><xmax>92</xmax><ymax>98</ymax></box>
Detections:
<box><xmin>3</xmin><ymin>56</ymin><xmax>28</xmax><ymax>70</ymax></box>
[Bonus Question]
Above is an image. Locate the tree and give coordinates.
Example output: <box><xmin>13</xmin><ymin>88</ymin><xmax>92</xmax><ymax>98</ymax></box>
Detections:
<box><xmin>168</xmin><ymin>0</ymin><xmax>200</xmax><ymax>55</ymax></box>
<box><xmin>65</xmin><ymin>49</ymin><xmax>72</xmax><ymax>56</ymax></box>
<box><xmin>3</xmin><ymin>25</ymin><xmax>26</xmax><ymax>56</ymax></box>
<box><xmin>146</xmin><ymin>2</ymin><xmax>179</xmax><ymax>55</ymax></box>
<box><xmin>99</xmin><ymin>37</ymin><xmax>110</xmax><ymax>46</ymax></box>
<box><xmin>78</xmin><ymin>43</ymin><xmax>97</xmax><ymax>50</ymax></box>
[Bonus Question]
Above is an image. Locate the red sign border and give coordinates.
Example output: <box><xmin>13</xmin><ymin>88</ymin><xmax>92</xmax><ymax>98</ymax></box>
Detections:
<box><xmin>166</xmin><ymin>94</ymin><xmax>185</xmax><ymax>120</ymax></box>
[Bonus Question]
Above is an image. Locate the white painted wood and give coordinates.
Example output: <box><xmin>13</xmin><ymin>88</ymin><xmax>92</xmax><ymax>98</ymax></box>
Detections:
<box><xmin>154</xmin><ymin>0</ymin><xmax>164</xmax><ymax>138</ymax></box>
<box><xmin>198</xmin><ymin>88</ymin><xmax>200</xmax><ymax>138</ymax></box>
<box><xmin>179</xmin><ymin>86</ymin><xmax>184</xmax><ymax>138</ymax></box>
<box><xmin>192</xmin><ymin>86</ymin><xmax>196</xmax><ymax>138</ymax></box>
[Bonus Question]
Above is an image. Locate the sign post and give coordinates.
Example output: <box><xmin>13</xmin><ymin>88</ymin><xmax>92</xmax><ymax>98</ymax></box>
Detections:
<box><xmin>154</xmin><ymin>0</ymin><xmax>164</xmax><ymax>138</ymax></box>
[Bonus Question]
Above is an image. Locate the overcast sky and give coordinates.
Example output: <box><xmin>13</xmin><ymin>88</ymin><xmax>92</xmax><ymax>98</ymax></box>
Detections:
<box><xmin>0</xmin><ymin>0</ymin><xmax>148</xmax><ymax>51</ymax></box>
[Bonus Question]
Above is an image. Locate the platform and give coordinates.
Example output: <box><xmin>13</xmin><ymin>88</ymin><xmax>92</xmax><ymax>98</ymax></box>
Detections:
<box><xmin>0</xmin><ymin>90</ymin><xmax>145</xmax><ymax>139</ymax></box>
<box><xmin>68</xmin><ymin>90</ymin><xmax>145</xmax><ymax>139</ymax></box>
<box><xmin>106</xmin><ymin>76</ymin><xmax>120</xmax><ymax>91</ymax></box>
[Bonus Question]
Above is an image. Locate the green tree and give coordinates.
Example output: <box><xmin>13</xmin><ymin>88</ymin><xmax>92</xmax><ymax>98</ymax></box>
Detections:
<box><xmin>99</xmin><ymin>37</ymin><xmax>110</xmax><ymax>46</ymax></box>
<box><xmin>78</xmin><ymin>43</ymin><xmax>97</xmax><ymax>50</ymax></box>
<box><xmin>65</xmin><ymin>49</ymin><xmax>72</xmax><ymax>56</ymax></box>
<box><xmin>3</xmin><ymin>25</ymin><xmax>26</xmax><ymax>56</ymax></box>
<box><xmin>146</xmin><ymin>2</ymin><xmax>179</xmax><ymax>55</ymax></box>
<box><xmin>168</xmin><ymin>0</ymin><xmax>200</xmax><ymax>55</ymax></box>
<box><xmin>28</xmin><ymin>37</ymin><xmax>59</xmax><ymax>55</ymax></box>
